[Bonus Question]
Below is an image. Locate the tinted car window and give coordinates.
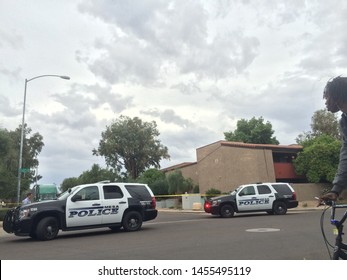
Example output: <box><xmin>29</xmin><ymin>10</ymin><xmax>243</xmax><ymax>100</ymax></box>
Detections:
<box><xmin>103</xmin><ymin>185</ymin><xmax>124</xmax><ymax>199</ymax></box>
<box><xmin>271</xmin><ymin>184</ymin><xmax>292</xmax><ymax>195</ymax></box>
<box><xmin>257</xmin><ymin>185</ymin><xmax>271</xmax><ymax>194</ymax></box>
<box><xmin>125</xmin><ymin>185</ymin><xmax>152</xmax><ymax>201</ymax></box>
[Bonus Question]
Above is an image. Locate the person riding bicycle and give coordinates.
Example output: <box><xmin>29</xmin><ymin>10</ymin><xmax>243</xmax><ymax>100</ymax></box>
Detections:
<box><xmin>320</xmin><ymin>76</ymin><xmax>347</xmax><ymax>204</ymax></box>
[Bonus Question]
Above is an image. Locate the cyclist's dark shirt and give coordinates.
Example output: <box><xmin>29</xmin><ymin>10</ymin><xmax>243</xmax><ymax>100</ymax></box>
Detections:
<box><xmin>332</xmin><ymin>113</ymin><xmax>347</xmax><ymax>195</ymax></box>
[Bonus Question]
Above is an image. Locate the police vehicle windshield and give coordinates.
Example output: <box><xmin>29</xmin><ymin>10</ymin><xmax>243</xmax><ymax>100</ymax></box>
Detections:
<box><xmin>231</xmin><ymin>186</ymin><xmax>242</xmax><ymax>195</ymax></box>
<box><xmin>57</xmin><ymin>186</ymin><xmax>80</xmax><ymax>200</ymax></box>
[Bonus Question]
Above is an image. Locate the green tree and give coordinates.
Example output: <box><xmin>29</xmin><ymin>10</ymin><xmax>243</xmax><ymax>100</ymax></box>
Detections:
<box><xmin>296</xmin><ymin>109</ymin><xmax>340</xmax><ymax>144</ymax></box>
<box><xmin>137</xmin><ymin>169</ymin><xmax>169</xmax><ymax>195</ymax></box>
<box><xmin>78</xmin><ymin>164</ymin><xmax>120</xmax><ymax>184</ymax></box>
<box><xmin>150</xmin><ymin>179</ymin><xmax>169</xmax><ymax>195</ymax></box>
<box><xmin>293</xmin><ymin>135</ymin><xmax>340</xmax><ymax>183</ymax></box>
<box><xmin>224</xmin><ymin>116</ymin><xmax>279</xmax><ymax>144</ymax></box>
<box><xmin>93</xmin><ymin>116</ymin><xmax>170</xmax><ymax>180</ymax></box>
<box><xmin>137</xmin><ymin>168</ymin><xmax>165</xmax><ymax>185</ymax></box>
<box><xmin>60</xmin><ymin>177</ymin><xmax>80</xmax><ymax>193</ymax></box>
<box><xmin>166</xmin><ymin>170</ymin><xmax>193</xmax><ymax>194</ymax></box>
<box><xmin>0</xmin><ymin>125</ymin><xmax>44</xmax><ymax>200</ymax></box>
<box><xmin>311</xmin><ymin>109</ymin><xmax>340</xmax><ymax>138</ymax></box>
<box><xmin>60</xmin><ymin>164</ymin><xmax>120</xmax><ymax>192</ymax></box>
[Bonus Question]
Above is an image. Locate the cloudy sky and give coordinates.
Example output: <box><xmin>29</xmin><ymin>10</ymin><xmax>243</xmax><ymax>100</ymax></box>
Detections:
<box><xmin>1</xmin><ymin>0</ymin><xmax>346</xmax><ymax>186</ymax></box>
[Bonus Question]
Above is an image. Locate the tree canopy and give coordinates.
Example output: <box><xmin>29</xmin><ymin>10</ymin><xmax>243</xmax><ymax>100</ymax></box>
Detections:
<box><xmin>137</xmin><ymin>168</ymin><xmax>169</xmax><ymax>195</ymax></box>
<box><xmin>60</xmin><ymin>164</ymin><xmax>120</xmax><ymax>192</ymax></box>
<box><xmin>93</xmin><ymin>116</ymin><xmax>170</xmax><ymax>179</ymax></box>
<box><xmin>0</xmin><ymin>125</ymin><xmax>44</xmax><ymax>201</ymax></box>
<box><xmin>293</xmin><ymin>135</ymin><xmax>340</xmax><ymax>183</ymax></box>
<box><xmin>224</xmin><ymin>116</ymin><xmax>279</xmax><ymax>144</ymax></box>
<box><xmin>296</xmin><ymin>109</ymin><xmax>340</xmax><ymax>144</ymax></box>
<box><xmin>293</xmin><ymin>109</ymin><xmax>342</xmax><ymax>183</ymax></box>
<box><xmin>166</xmin><ymin>170</ymin><xmax>193</xmax><ymax>194</ymax></box>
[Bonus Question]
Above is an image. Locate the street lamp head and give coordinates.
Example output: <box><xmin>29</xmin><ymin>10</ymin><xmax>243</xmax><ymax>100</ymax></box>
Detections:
<box><xmin>60</xmin><ymin>76</ymin><xmax>70</xmax><ymax>80</ymax></box>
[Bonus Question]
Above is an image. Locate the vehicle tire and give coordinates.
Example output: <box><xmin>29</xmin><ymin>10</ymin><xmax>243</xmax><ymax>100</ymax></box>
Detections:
<box><xmin>273</xmin><ymin>202</ymin><xmax>287</xmax><ymax>215</ymax></box>
<box><xmin>220</xmin><ymin>205</ymin><xmax>234</xmax><ymax>218</ymax></box>
<box><xmin>267</xmin><ymin>210</ymin><xmax>274</xmax><ymax>215</ymax></box>
<box><xmin>122</xmin><ymin>211</ymin><xmax>142</xmax><ymax>232</ymax></box>
<box><xmin>35</xmin><ymin>217</ymin><xmax>59</xmax><ymax>241</ymax></box>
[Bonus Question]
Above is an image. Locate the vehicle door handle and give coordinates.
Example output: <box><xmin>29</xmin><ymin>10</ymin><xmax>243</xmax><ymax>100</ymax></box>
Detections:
<box><xmin>92</xmin><ymin>203</ymin><xmax>101</xmax><ymax>206</ymax></box>
<box><xmin>251</xmin><ymin>197</ymin><xmax>257</xmax><ymax>199</ymax></box>
<box><xmin>119</xmin><ymin>201</ymin><xmax>127</xmax><ymax>204</ymax></box>
<box><xmin>269</xmin><ymin>195</ymin><xmax>274</xmax><ymax>197</ymax></box>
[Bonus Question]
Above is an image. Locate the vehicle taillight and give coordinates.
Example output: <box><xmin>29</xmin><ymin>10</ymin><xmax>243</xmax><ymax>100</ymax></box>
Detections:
<box><xmin>204</xmin><ymin>200</ymin><xmax>212</xmax><ymax>213</ymax></box>
<box><xmin>152</xmin><ymin>197</ymin><xmax>156</xmax><ymax>209</ymax></box>
<box><xmin>292</xmin><ymin>192</ymin><xmax>297</xmax><ymax>200</ymax></box>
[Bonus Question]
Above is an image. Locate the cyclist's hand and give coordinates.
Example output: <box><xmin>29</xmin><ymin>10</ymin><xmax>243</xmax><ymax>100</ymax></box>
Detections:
<box><xmin>317</xmin><ymin>192</ymin><xmax>338</xmax><ymax>206</ymax></box>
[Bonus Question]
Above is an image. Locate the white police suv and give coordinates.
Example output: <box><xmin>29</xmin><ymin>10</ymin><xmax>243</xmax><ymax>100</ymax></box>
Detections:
<box><xmin>204</xmin><ymin>182</ymin><xmax>298</xmax><ymax>218</ymax></box>
<box><xmin>3</xmin><ymin>182</ymin><xmax>157</xmax><ymax>241</ymax></box>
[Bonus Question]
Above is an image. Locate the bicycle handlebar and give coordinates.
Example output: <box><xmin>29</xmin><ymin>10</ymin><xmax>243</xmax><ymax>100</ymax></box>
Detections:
<box><xmin>318</xmin><ymin>198</ymin><xmax>347</xmax><ymax>260</ymax></box>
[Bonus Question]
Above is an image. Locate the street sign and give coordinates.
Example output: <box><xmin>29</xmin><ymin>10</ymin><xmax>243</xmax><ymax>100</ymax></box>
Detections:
<box><xmin>20</xmin><ymin>168</ymin><xmax>30</xmax><ymax>173</ymax></box>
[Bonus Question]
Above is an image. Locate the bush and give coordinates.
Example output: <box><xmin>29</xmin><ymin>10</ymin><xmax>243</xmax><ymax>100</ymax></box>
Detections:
<box><xmin>0</xmin><ymin>208</ymin><xmax>10</xmax><ymax>221</ymax></box>
<box><xmin>205</xmin><ymin>188</ymin><xmax>222</xmax><ymax>199</ymax></box>
<box><xmin>193</xmin><ymin>185</ymin><xmax>200</xmax><ymax>193</ymax></box>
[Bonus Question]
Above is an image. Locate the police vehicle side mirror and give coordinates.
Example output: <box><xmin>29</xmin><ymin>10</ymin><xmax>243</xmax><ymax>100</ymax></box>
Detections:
<box><xmin>71</xmin><ymin>194</ymin><xmax>82</xmax><ymax>202</ymax></box>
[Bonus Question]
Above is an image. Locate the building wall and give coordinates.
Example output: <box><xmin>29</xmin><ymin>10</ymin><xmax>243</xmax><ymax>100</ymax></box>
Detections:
<box><xmin>164</xmin><ymin>163</ymin><xmax>199</xmax><ymax>186</ymax></box>
<box><xmin>178</xmin><ymin>163</ymin><xmax>199</xmax><ymax>186</ymax></box>
<box><xmin>163</xmin><ymin>141</ymin><xmax>303</xmax><ymax>195</ymax></box>
<box><xmin>291</xmin><ymin>183</ymin><xmax>329</xmax><ymax>201</ymax></box>
<box><xmin>196</xmin><ymin>142</ymin><xmax>221</xmax><ymax>162</ymax></box>
<box><xmin>274</xmin><ymin>162</ymin><xmax>305</xmax><ymax>180</ymax></box>
<box><xmin>197</xmin><ymin>145</ymin><xmax>276</xmax><ymax>194</ymax></box>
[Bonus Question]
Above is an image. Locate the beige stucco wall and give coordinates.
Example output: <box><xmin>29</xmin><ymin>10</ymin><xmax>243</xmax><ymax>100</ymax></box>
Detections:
<box><xmin>291</xmin><ymin>183</ymin><xmax>330</xmax><ymax>201</ymax></box>
<box><xmin>197</xmin><ymin>145</ymin><xmax>276</xmax><ymax>194</ymax></box>
<box><xmin>179</xmin><ymin>163</ymin><xmax>199</xmax><ymax>186</ymax></box>
<box><xmin>196</xmin><ymin>142</ymin><xmax>221</xmax><ymax>162</ymax></box>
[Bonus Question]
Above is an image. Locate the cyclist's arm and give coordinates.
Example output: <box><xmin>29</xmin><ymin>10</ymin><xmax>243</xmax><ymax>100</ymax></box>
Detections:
<box><xmin>331</xmin><ymin>141</ymin><xmax>347</xmax><ymax>196</ymax></box>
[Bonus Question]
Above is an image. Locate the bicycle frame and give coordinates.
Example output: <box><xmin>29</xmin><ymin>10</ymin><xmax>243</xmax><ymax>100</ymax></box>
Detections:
<box><xmin>329</xmin><ymin>202</ymin><xmax>347</xmax><ymax>260</ymax></box>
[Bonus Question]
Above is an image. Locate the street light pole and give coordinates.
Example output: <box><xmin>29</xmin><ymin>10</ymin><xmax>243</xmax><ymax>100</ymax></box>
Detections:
<box><xmin>17</xmin><ymin>74</ymin><xmax>70</xmax><ymax>204</ymax></box>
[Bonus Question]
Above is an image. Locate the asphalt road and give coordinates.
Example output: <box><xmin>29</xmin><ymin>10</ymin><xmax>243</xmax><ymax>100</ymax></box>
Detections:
<box><xmin>0</xmin><ymin>209</ymin><xmax>337</xmax><ymax>260</ymax></box>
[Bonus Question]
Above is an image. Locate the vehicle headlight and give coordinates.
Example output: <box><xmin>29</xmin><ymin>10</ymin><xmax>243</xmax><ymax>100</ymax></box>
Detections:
<box><xmin>19</xmin><ymin>208</ymin><xmax>30</xmax><ymax>220</ymax></box>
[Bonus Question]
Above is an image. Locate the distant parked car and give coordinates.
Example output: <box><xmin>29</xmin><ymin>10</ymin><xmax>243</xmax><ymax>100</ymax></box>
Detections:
<box><xmin>204</xmin><ymin>182</ymin><xmax>298</xmax><ymax>218</ymax></box>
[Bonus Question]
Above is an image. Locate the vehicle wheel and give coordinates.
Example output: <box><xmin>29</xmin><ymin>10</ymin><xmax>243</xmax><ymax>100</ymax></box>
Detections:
<box><xmin>122</xmin><ymin>211</ymin><xmax>142</xmax><ymax>232</ymax></box>
<box><xmin>273</xmin><ymin>202</ymin><xmax>287</xmax><ymax>215</ymax></box>
<box><xmin>35</xmin><ymin>217</ymin><xmax>59</xmax><ymax>241</ymax></box>
<box><xmin>220</xmin><ymin>205</ymin><xmax>234</xmax><ymax>218</ymax></box>
<box><xmin>266</xmin><ymin>210</ymin><xmax>274</xmax><ymax>215</ymax></box>
<box><xmin>109</xmin><ymin>226</ymin><xmax>122</xmax><ymax>231</ymax></box>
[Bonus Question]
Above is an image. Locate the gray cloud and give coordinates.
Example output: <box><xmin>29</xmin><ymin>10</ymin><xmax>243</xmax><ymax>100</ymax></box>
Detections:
<box><xmin>1</xmin><ymin>0</ymin><xmax>347</xmax><ymax>186</ymax></box>
<box><xmin>141</xmin><ymin>108</ymin><xmax>193</xmax><ymax>128</ymax></box>
<box><xmin>78</xmin><ymin>0</ymin><xmax>260</xmax><ymax>84</ymax></box>
<box><xmin>0</xmin><ymin>28</ymin><xmax>24</xmax><ymax>49</ymax></box>
<box><xmin>0</xmin><ymin>95</ymin><xmax>21</xmax><ymax>118</ymax></box>
<box><xmin>51</xmin><ymin>83</ymin><xmax>133</xmax><ymax>115</ymax></box>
